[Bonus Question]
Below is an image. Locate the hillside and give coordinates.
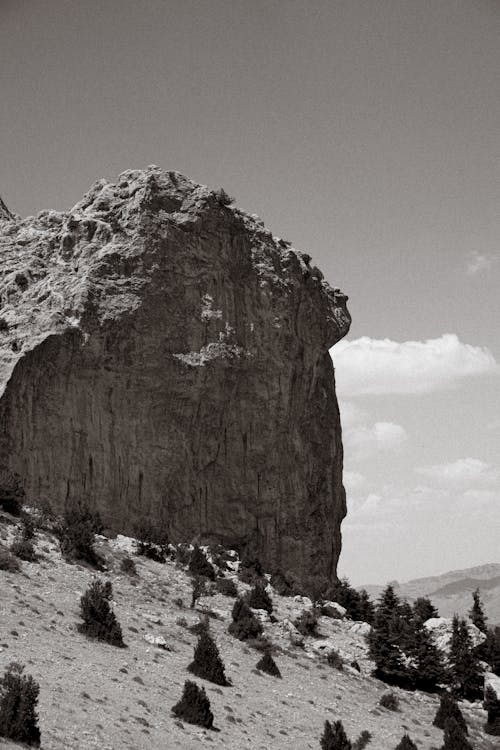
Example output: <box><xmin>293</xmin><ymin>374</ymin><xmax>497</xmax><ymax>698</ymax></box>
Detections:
<box><xmin>362</xmin><ymin>564</ymin><xmax>500</xmax><ymax>625</ymax></box>
<box><xmin>0</xmin><ymin>514</ymin><xmax>497</xmax><ymax>750</ymax></box>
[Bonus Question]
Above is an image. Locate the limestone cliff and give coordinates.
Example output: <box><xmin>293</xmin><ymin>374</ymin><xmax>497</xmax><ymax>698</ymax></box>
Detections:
<box><xmin>0</xmin><ymin>167</ymin><xmax>350</xmax><ymax>582</ymax></box>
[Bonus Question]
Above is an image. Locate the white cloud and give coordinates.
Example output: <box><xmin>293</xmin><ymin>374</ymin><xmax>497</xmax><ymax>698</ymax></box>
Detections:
<box><xmin>467</xmin><ymin>251</ymin><xmax>497</xmax><ymax>275</ymax></box>
<box><xmin>344</xmin><ymin>421</ymin><xmax>408</xmax><ymax>459</ymax></box>
<box><xmin>338</xmin><ymin>401</ymin><xmax>368</xmax><ymax>430</ymax></box>
<box><xmin>331</xmin><ymin>334</ymin><xmax>498</xmax><ymax>396</ymax></box>
<box><xmin>343</xmin><ymin>470</ymin><xmax>368</xmax><ymax>494</ymax></box>
<box><xmin>415</xmin><ymin>457</ymin><xmax>498</xmax><ymax>489</ymax></box>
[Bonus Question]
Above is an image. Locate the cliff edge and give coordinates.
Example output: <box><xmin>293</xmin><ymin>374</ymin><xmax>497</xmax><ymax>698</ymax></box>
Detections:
<box><xmin>0</xmin><ymin>167</ymin><xmax>350</xmax><ymax>582</ymax></box>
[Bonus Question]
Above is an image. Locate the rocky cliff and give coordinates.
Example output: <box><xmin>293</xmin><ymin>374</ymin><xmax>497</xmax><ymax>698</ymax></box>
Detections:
<box><xmin>0</xmin><ymin>167</ymin><xmax>350</xmax><ymax>582</ymax></box>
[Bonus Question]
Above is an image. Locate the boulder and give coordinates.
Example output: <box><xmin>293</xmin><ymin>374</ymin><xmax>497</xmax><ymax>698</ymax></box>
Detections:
<box><xmin>484</xmin><ymin>672</ymin><xmax>500</xmax><ymax>701</ymax></box>
<box><xmin>0</xmin><ymin>166</ymin><xmax>350</xmax><ymax>585</ymax></box>
<box><xmin>280</xmin><ymin>618</ymin><xmax>305</xmax><ymax>647</ymax></box>
<box><xmin>143</xmin><ymin>633</ymin><xmax>168</xmax><ymax>649</ymax></box>
<box><xmin>424</xmin><ymin>617</ymin><xmax>486</xmax><ymax>653</ymax></box>
<box><xmin>321</xmin><ymin>601</ymin><xmax>347</xmax><ymax>619</ymax></box>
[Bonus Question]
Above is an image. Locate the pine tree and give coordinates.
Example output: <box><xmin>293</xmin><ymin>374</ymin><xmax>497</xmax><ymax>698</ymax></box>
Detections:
<box><xmin>413</xmin><ymin>597</ymin><xmax>439</xmax><ymax>625</ymax></box>
<box><xmin>449</xmin><ymin>616</ymin><xmax>483</xmax><ymax>699</ymax></box>
<box><xmin>394</xmin><ymin>734</ymin><xmax>417</xmax><ymax>750</ymax></box>
<box><xmin>256</xmin><ymin>651</ymin><xmax>281</xmax><ymax>678</ymax></box>
<box><xmin>433</xmin><ymin>691</ymin><xmax>468</xmax><ymax>733</ymax></box>
<box><xmin>246</xmin><ymin>582</ymin><xmax>273</xmax><ymax>614</ymax></box>
<box><xmin>188</xmin><ymin>546</ymin><xmax>216</xmax><ymax>580</ymax></box>
<box><xmin>357</xmin><ymin>589</ymin><xmax>375</xmax><ymax>624</ymax></box>
<box><xmin>483</xmin><ymin>685</ymin><xmax>500</xmax><ymax>736</ymax></box>
<box><xmin>0</xmin><ymin>662</ymin><xmax>40</xmax><ymax>746</ymax></box>
<box><xmin>78</xmin><ymin>579</ymin><xmax>125</xmax><ymax>647</ymax></box>
<box><xmin>172</xmin><ymin>680</ymin><xmax>213</xmax><ymax>728</ymax></box>
<box><xmin>441</xmin><ymin>718</ymin><xmax>472</xmax><ymax>750</ymax></box>
<box><xmin>481</xmin><ymin>626</ymin><xmax>500</xmax><ymax>675</ymax></box>
<box><xmin>368</xmin><ymin>585</ymin><xmax>410</xmax><ymax>686</ymax></box>
<box><xmin>320</xmin><ymin>719</ymin><xmax>352</xmax><ymax>750</ymax></box>
<box><xmin>188</xmin><ymin>630</ymin><xmax>228</xmax><ymax>686</ymax></box>
<box><xmin>228</xmin><ymin>597</ymin><xmax>263</xmax><ymax>641</ymax></box>
<box><xmin>469</xmin><ymin>588</ymin><xmax>487</xmax><ymax>633</ymax></box>
<box><xmin>412</xmin><ymin>623</ymin><xmax>447</xmax><ymax>691</ymax></box>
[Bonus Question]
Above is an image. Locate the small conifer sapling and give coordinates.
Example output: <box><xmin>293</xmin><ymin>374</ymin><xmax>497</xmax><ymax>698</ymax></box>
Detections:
<box><xmin>172</xmin><ymin>680</ymin><xmax>214</xmax><ymax>728</ymax></box>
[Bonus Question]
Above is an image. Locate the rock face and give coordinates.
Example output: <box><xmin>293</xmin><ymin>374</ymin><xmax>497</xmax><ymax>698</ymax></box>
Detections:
<box><xmin>0</xmin><ymin>167</ymin><xmax>350</xmax><ymax>583</ymax></box>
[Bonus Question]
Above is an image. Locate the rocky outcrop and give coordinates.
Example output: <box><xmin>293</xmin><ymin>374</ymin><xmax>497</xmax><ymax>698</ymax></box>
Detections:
<box><xmin>0</xmin><ymin>166</ymin><xmax>350</xmax><ymax>583</ymax></box>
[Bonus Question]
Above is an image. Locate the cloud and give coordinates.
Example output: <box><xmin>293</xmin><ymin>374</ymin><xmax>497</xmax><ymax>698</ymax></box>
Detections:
<box><xmin>344</xmin><ymin>421</ymin><xmax>408</xmax><ymax>460</ymax></box>
<box><xmin>467</xmin><ymin>251</ymin><xmax>497</xmax><ymax>275</ymax></box>
<box><xmin>415</xmin><ymin>457</ymin><xmax>498</xmax><ymax>489</ymax></box>
<box><xmin>331</xmin><ymin>334</ymin><xmax>498</xmax><ymax>396</ymax></box>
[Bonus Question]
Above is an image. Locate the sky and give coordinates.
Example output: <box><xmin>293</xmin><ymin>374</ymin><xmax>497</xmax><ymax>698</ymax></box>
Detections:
<box><xmin>1</xmin><ymin>0</ymin><xmax>499</xmax><ymax>585</ymax></box>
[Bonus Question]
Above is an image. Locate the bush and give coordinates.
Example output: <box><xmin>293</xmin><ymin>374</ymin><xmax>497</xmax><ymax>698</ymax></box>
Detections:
<box><xmin>353</xmin><ymin>730</ymin><xmax>372</xmax><ymax>750</ymax></box>
<box><xmin>228</xmin><ymin>598</ymin><xmax>263</xmax><ymax>641</ymax></box>
<box><xmin>172</xmin><ymin>680</ymin><xmax>213</xmax><ymax>728</ymax></box>
<box><xmin>238</xmin><ymin>555</ymin><xmax>264</xmax><ymax>585</ymax></box>
<box><xmin>78</xmin><ymin>579</ymin><xmax>125</xmax><ymax>647</ymax></box>
<box><xmin>0</xmin><ymin>317</ymin><xmax>8</xmax><ymax>332</ymax></box>
<box><xmin>433</xmin><ymin>691</ymin><xmax>467</xmax><ymax>733</ymax></box>
<box><xmin>484</xmin><ymin>685</ymin><xmax>500</xmax><ymax>735</ymax></box>
<box><xmin>270</xmin><ymin>569</ymin><xmax>299</xmax><ymax>596</ymax></box>
<box><xmin>0</xmin><ymin>471</ymin><xmax>24</xmax><ymax>516</ymax></box>
<box><xmin>256</xmin><ymin>651</ymin><xmax>281</xmax><ymax>678</ymax></box>
<box><xmin>190</xmin><ymin>575</ymin><xmax>208</xmax><ymax>608</ymax></box>
<box><xmin>57</xmin><ymin>501</ymin><xmax>103</xmax><ymax>567</ymax></box>
<box><xmin>120</xmin><ymin>556</ymin><xmax>137</xmax><ymax>576</ymax></box>
<box><xmin>133</xmin><ymin>520</ymin><xmax>170</xmax><ymax>563</ymax></box>
<box><xmin>327</xmin><ymin>649</ymin><xmax>344</xmax><ymax>671</ymax></box>
<box><xmin>0</xmin><ymin>544</ymin><xmax>20</xmax><ymax>572</ymax></box>
<box><xmin>246</xmin><ymin>582</ymin><xmax>273</xmax><ymax>614</ymax></box>
<box><xmin>188</xmin><ymin>629</ymin><xmax>228</xmax><ymax>686</ymax></box>
<box><xmin>441</xmin><ymin>717</ymin><xmax>472</xmax><ymax>750</ymax></box>
<box><xmin>189</xmin><ymin>546</ymin><xmax>216</xmax><ymax>580</ymax></box>
<box><xmin>0</xmin><ymin>662</ymin><xmax>40</xmax><ymax>746</ymax></box>
<box><xmin>379</xmin><ymin>692</ymin><xmax>399</xmax><ymax>711</ymax></box>
<box><xmin>215</xmin><ymin>577</ymin><xmax>238</xmax><ymax>597</ymax></box>
<box><xmin>394</xmin><ymin>735</ymin><xmax>417</xmax><ymax>750</ymax></box>
<box><xmin>324</xmin><ymin>578</ymin><xmax>375</xmax><ymax>624</ymax></box>
<box><xmin>11</xmin><ymin>537</ymin><xmax>36</xmax><ymax>562</ymax></box>
<box><xmin>294</xmin><ymin>608</ymin><xmax>319</xmax><ymax>637</ymax></box>
<box><xmin>320</xmin><ymin>719</ymin><xmax>352</xmax><ymax>750</ymax></box>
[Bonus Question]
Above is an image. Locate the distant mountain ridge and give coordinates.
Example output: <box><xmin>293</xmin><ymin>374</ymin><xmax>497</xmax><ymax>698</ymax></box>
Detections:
<box><xmin>361</xmin><ymin>563</ymin><xmax>500</xmax><ymax>625</ymax></box>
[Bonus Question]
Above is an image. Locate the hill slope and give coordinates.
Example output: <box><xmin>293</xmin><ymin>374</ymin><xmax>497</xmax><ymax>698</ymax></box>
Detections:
<box><xmin>0</xmin><ymin>517</ymin><xmax>496</xmax><ymax>750</ymax></box>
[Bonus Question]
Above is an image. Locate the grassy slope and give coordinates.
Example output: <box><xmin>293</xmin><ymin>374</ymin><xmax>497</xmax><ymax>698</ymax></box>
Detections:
<box><xmin>0</xmin><ymin>523</ymin><xmax>496</xmax><ymax>750</ymax></box>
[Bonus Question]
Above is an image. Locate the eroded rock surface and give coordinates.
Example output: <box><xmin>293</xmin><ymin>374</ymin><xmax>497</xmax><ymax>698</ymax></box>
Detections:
<box><xmin>0</xmin><ymin>167</ymin><xmax>350</xmax><ymax>582</ymax></box>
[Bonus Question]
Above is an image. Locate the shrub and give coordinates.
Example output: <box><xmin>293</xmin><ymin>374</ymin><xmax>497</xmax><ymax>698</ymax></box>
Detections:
<box><xmin>320</xmin><ymin>719</ymin><xmax>352</xmax><ymax>750</ymax></box>
<box><xmin>133</xmin><ymin>520</ymin><xmax>169</xmax><ymax>562</ymax></box>
<box><xmin>78</xmin><ymin>579</ymin><xmax>125</xmax><ymax>647</ymax></box>
<box><xmin>379</xmin><ymin>692</ymin><xmax>399</xmax><ymax>711</ymax></box>
<box><xmin>215</xmin><ymin>577</ymin><xmax>238</xmax><ymax>597</ymax></box>
<box><xmin>246</xmin><ymin>582</ymin><xmax>273</xmax><ymax>614</ymax></box>
<box><xmin>294</xmin><ymin>608</ymin><xmax>319</xmax><ymax>637</ymax></box>
<box><xmin>394</xmin><ymin>735</ymin><xmax>417</xmax><ymax>750</ymax></box>
<box><xmin>0</xmin><ymin>545</ymin><xmax>20</xmax><ymax>572</ymax></box>
<box><xmin>0</xmin><ymin>471</ymin><xmax>24</xmax><ymax>516</ymax></box>
<box><xmin>353</xmin><ymin>730</ymin><xmax>372</xmax><ymax>750</ymax></box>
<box><xmin>0</xmin><ymin>317</ymin><xmax>8</xmax><ymax>332</ymax></box>
<box><xmin>484</xmin><ymin>684</ymin><xmax>500</xmax><ymax>735</ymax></box>
<box><xmin>175</xmin><ymin>544</ymin><xmax>191</xmax><ymax>567</ymax></box>
<box><xmin>256</xmin><ymin>651</ymin><xmax>281</xmax><ymax>678</ymax></box>
<box><xmin>57</xmin><ymin>501</ymin><xmax>103</xmax><ymax>567</ymax></box>
<box><xmin>270</xmin><ymin>569</ymin><xmax>299</xmax><ymax>596</ymax></box>
<box><xmin>324</xmin><ymin>578</ymin><xmax>375</xmax><ymax>624</ymax></box>
<box><xmin>238</xmin><ymin>555</ymin><xmax>264</xmax><ymax>585</ymax></box>
<box><xmin>188</xmin><ymin>629</ymin><xmax>228</xmax><ymax>686</ymax></box>
<box><xmin>120</xmin><ymin>556</ymin><xmax>137</xmax><ymax>576</ymax></box>
<box><xmin>441</xmin><ymin>717</ymin><xmax>472</xmax><ymax>750</ymax></box>
<box><xmin>11</xmin><ymin>537</ymin><xmax>36</xmax><ymax>562</ymax></box>
<box><xmin>228</xmin><ymin>598</ymin><xmax>263</xmax><ymax>641</ymax></box>
<box><xmin>190</xmin><ymin>575</ymin><xmax>208</xmax><ymax>608</ymax></box>
<box><xmin>327</xmin><ymin>649</ymin><xmax>344</xmax><ymax>671</ymax></box>
<box><xmin>189</xmin><ymin>546</ymin><xmax>216</xmax><ymax>581</ymax></box>
<box><xmin>172</xmin><ymin>680</ymin><xmax>213</xmax><ymax>728</ymax></box>
<box><xmin>0</xmin><ymin>662</ymin><xmax>40</xmax><ymax>746</ymax></box>
<box><xmin>433</xmin><ymin>691</ymin><xmax>467</xmax><ymax>733</ymax></box>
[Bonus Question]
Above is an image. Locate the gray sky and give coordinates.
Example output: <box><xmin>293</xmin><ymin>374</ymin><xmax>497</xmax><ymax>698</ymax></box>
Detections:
<box><xmin>1</xmin><ymin>0</ymin><xmax>499</xmax><ymax>585</ymax></box>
